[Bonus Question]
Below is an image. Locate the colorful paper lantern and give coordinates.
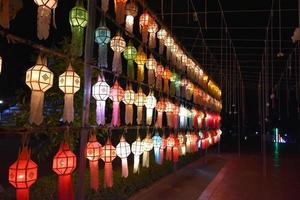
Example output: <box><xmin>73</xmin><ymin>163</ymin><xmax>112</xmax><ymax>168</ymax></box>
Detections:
<box><xmin>92</xmin><ymin>75</ymin><xmax>110</xmax><ymax>126</ymax></box>
<box><xmin>59</xmin><ymin>64</ymin><xmax>80</xmax><ymax>123</ymax></box>
<box><xmin>34</xmin><ymin>0</ymin><xmax>57</xmax><ymax>40</ymax></box>
<box><xmin>101</xmin><ymin>138</ymin><xmax>116</xmax><ymax>188</ymax></box>
<box><xmin>165</xmin><ymin>100</ymin><xmax>174</xmax><ymax>128</ymax></box>
<box><xmin>134</xmin><ymin>46</ymin><xmax>147</xmax><ymax>82</ymax></box>
<box><xmin>114</xmin><ymin>0</ymin><xmax>128</xmax><ymax>24</ymax></box>
<box><xmin>109</xmin><ymin>80</ymin><xmax>125</xmax><ymax>126</ymax></box>
<box><xmin>185</xmin><ymin>131</ymin><xmax>192</xmax><ymax>153</ymax></box>
<box><xmin>0</xmin><ymin>56</ymin><xmax>2</xmax><ymax>74</ymax></box>
<box><xmin>166</xmin><ymin>134</ymin><xmax>175</xmax><ymax>161</ymax></box>
<box><xmin>148</xmin><ymin>20</ymin><xmax>158</xmax><ymax>49</ymax></box>
<box><xmin>52</xmin><ymin>142</ymin><xmax>76</xmax><ymax>200</ymax></box>
<box><xmin>139</xmin><ymin>11</ymin><xmax>152</xmax><ymax>43</ymax></box>
<box><xmin>110</xmin><ymin>34</ymin><xmax>126</xmax><ymax>74</ymax></box>
<box><xmin>152</xmin><ymin>133</ymin><xmax>162</xmax><ymax>164</ymax></box>
<box><xmin>142</xmin><ymin>135</ymin><xmax>153</xmax><ymax>168</ymax></box>
<box><xmin>134</xmin><ymin>87</ymin><xmax>146</xmax><ymax>125</ymax></box>
<box><xmin>101</xmin><ymin>0</ymin><xmax>109</xmax><ymax>12</ymax></box>
<box><xmin>86</xmin><ymin>134</ymin><xmax>102</xmax><ymax>190</ymax></box>
<box><xmin>116</xmin><ymin>135</ymin><xmax>131</xmax><ymax>178</ymax></box>
<box><xmin>162</xmin><ymin>67</ymin><xmax>172</xmax><ymax>94</ymax></box>
<box><xmin>172</xmin><ymin>104</ymin><xmax>180</xmax><ymax>129</ymax></box>
<box><xmin>173</xmin><ymin>135</ymin><xmax>179</xmax><ymax>162</ymax></box>
<box><xmin>131</xmin><ymin>136</ymin><xmax>144</xmax><ymax>174</ymax></box>
<box><xmin>155</xmin><ymin>98</ymin><xmax>166</xmax><ymax>128</ymax></box>
<box><xmin>178</xmin><ymin>133</ymin><xmax>186</xmax><ymax>156</ymax></box>
<box><xmin>69</xmin><ymin>4</ymin><xmax>88</xmax><ymax>56</ymax></box>
<box><xmin>157</xmin><ymin>28</ymin><xmax>167</xmax><ymax>55</ymax></box>
<box><xmin>164</xmin><ymin>36</ymin><xmax>174</xmax><ymax>60</ymax></box>
<box><xmin>9</xmin><ymin>147</ymin><xmax>37</xmax><ymax>200</ymax></box>
<box><xmin>95</xmin><ymin>19</ymin><xmax>111</xmax><ymax>68</ymax></box>
<box><xmin>179</xmin><ymin>105</ymin><xmax>187</xmax><ymax>128</ymax></box>
<box><xmin>175</xmin><ymin>76</ymin><xmax>181</xmax><ymax>97</ymax></box>
<box><xmin>25</xmin><ymin>56</ymin><xmax>53</xmax><ymax>125</ymax></box>
<box><xmin>186</xmin><ymin>82</ymin><xmax>194</xmax><ymax>101</ymax></box>
<box><xmin>169</xmin><ymin>71</ymin><xmax>177</xmax><ymax>96</ymax></box>
<box><xmin>123</xmin><ymin>84</ymin><xmax>135</xmax><ymax>125</ymax></box>
<box><xmin>145</xmin><ymin>91</ymin><xmax>157</xmax><ymax>125</ymax></box>
<box><xmin>123</xmin><ymin>41</ymin><xmax>137</xmax><ymax>80</ymax></box>
<box><xmin>160</xmin><ymin>134</ymin><xmax>167</xmax><ymax>164</ymax></box>
<box><xmin>125</xmin><ymin>0</ymin><xmax>138</xmax><ymax>33</ymax></box>
<box><xmin>175</xmin><ymin>48</ymin><xmax>183</xmax><ymax>69</ymax></box>
<box><xmin>170</xmin><ymin>44</ymin><xmax>178</xmax><ymax>64</ymax></box>
<box><xmin>145</xmin><ymin>54</ymin><xmax>157</xmax><ymax>86</ymax></box>
<box><xmin>155</xmin><ymin>64</ymin><xmax>164</xmax><ymax>90</ymax></box>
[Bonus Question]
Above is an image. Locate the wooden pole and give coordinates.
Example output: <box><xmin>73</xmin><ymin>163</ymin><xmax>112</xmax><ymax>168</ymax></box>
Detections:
<box><xmin>76</xmin><ymin>0</ymin><xmax>96</xmax><ymax>199</ymax></box>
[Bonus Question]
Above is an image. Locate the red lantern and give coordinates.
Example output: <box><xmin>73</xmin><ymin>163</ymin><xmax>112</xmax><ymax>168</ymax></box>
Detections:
<box><xmin>159</xmin><ymin>134</ymin><xmax>167</xmax><ymax>164</ymax></box>
<box><xmin>162</xmin><ymin>67</ymin><xmax>172</xmax><ymax>94</ymax></box>
<box><xmin>155</xmin><ymin>98</ymin><xmax>166</xmax><ymax>128</ymax></box>
<box><xmin>52</xmin><ymin>142</ymin><xmax>76</xmax><ymax>200</ymax></box>
<box><xmin>166</xmin><ymin>134</ymin><xmax>175</xmax><ymax>161</ymax></box>
<box><xmin>9</xmin><ymin>147</ymin><xmax>38</xmax><ymax>200</ymax></box>
<box><xmin>86</xmin><ymin>134</ymin><xmax>102</xmax><ymax>190</ymax></box>
<box><xmin>109</xmin><ymin>80</ymin><xmax>125</xmax><ymax>126</ymax></box>
<box><xmin>173</xmin><ymin>135</ymin><xmax>179</xmax><ymax>162</ymax></box>
<box><xmin>101</xmin><ymin>138</ymin><xmax>116</xmax><ymax>188</ymax></box>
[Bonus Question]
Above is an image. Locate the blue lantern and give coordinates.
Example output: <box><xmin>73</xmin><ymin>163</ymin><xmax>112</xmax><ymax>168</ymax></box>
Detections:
<box><xmin>95</xmin><ymin>18</ymin><xmax>111</xmax><ymax>68</ymax></box>
<box><xmin>152</xmin><ymin>133</ymin><xmax>162</xmax><ymax>164</ymax></box>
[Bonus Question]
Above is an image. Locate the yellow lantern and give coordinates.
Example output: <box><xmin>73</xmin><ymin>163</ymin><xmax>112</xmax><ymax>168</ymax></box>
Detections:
<box><xmin>134</xmin><ymin>87</ymin><xmax>146</xmax><ymax>125</ymax></box>
<box><xmin>123</xmin><ymin>84</ymin><xmax>135</xmax><ymax>125</ymax></box>
<box><xmin>146</xmin><ymin>54</ymin><xmax>157</xmax><ymax>86</ymax></box>
<box><xmin>26</xmin><ymin>56</ymin><xmax>53</xmax><ymax>125</ymax></box>
<box><xmin>134</xmin><ymin>46</ymin><xmax>147</xmax><ymax>82</ymax></box>
<box><xmin>157</xmin><ymin>28</ymin><xmax>167</xmax><ymax>55</ymax></box>
<box><xmin>59</xmin><ymin>64</ymin><xmax>80</xmax><ymax>123</ymax></box>
<box><xmin>142</xmin><ymin>134</ymin><xmax>153</xmax><ymax>168</ymax></box>
<box><xmin>148</xmin><ymin>20</ymin><xmax>158</xmax><ymax>49</ymax></box>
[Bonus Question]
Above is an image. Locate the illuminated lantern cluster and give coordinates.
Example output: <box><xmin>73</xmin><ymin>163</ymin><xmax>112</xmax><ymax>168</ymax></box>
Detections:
<box><xmin>59</xmin><ymin>64</ymin><xmax>80</xmax><ymax>123</ymax></box>
<box><xmin>9</xmin><ymin>147</ymin><xmax>38</xmax><ymax>200</ymax></box>
<box><xmin>101</xmin><ymin>138</ymin><xmax>116</xmax><ymax>188</ymax></box>
<box><xmin>152</xmin><ymin>133</ymin><xmax>162</xmax><ymax>164</ymax></box>
<box><xmin>123</xmin><ymin>41</ymin><xmax>137</xmax><ymax>80</ymax></box>
<box><xmin>135</xmin><ymin>46</ymin><xmax>147</xmax><ymax>82</ymax></box>
<box><xmin>131</xmin><ymin>136</ymin><xmax>144</xmax><ymax>174</ymax></box>
<box><xmin>92</xmin><ymin>75</ymin><xmax>110</xmax><ymax>126</ymax></box>
<box><xmin>110</xmin><ymin>34</ymin><xmax>126</xmax><ymax>74</ymax></box>
<box><xmin>116</xmin><ymin>135</ymin><xmax>131</xmax><ymax>178</ymax></box>
<box><xmin>34</xmin><ymin>0</ymin><xmax>57</xmax><ymax>40</ymax></box>
<box><xmin>125</xmin><ymin>0</ymin><xmax>138</xmax><ymax>33</ymax></box>
<box><xmin>26</xmin><ymin>56</ymin><xmax>53</xmax><ymax>125</ymax></box>
<box><xmin>69</xmin><ymin>3</ymin><xmax>88</xmax><ymax>57</ymax></box>
<box><xmin>109</xmin><ymin>81</ymin><xmax>125</xmax><ymax>126</ymax></box>
<box><xmin>145</xmin><ymin>91</ymin><xmax>157</xmax><ymax>125</ymax></box>
<box><xmin>86</xmin><ymin>134</ymin><xmax>102</xmax><ymax>190</ymax></box>
<box><xmin>134</xmin><ymin>87</ymin><xmax>146</xmax><ymax>125</ymax></box>
<box><xmin>52</xmin><ymin>142</ymin><xmax>76</xmax><ymax>200</ymax></box>
<box><xmin>95</xmin><ymin>19</ymin><xmax>111</xmax><ymax>68</ymax></box>
<box><xmin>123</xmin><ymin>84</ymin><xmax>135</xmax><ymax>125</ymax></box>
<box><xmin>142</xmin><ymin>135</ymin><xmax>153</xmax><ymax>168</ymax></box>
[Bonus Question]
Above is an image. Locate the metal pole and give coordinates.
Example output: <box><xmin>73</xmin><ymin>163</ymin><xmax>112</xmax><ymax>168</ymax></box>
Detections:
<box><xmin>76</xmin><ymin>0</ymin><xmax>96</xmax><ymax>199</ymax></box>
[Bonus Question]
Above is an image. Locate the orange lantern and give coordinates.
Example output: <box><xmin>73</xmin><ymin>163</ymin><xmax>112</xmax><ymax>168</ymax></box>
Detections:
<box><xmin>9</xmin><ymin>147</ymin><xmax>38</xmax><ymax>200</ymax></box>
<box><xmin>52</xmin><ymin>142</ymin><xmax>76</xmax><ymax>200</ymax></box>
<box><xmin>86</xmin><ymin>134</ymin><xmax>102</xmax><ymax>190</ymax></box>
<box><xmin>155</xmin><ymin>64</ymin><xmax>164</xmax><ymax>90</ymax></box>
<box><xmin>148</xmin><ymin>20</ymin><xmax>158</xmax><ymax>49</ymax></box>
<box><xmin>173</xmin><ymin>135</ymin><xmax>180</xmax><ymax>162</ymax></box>
<box><xmin>101</xmin><ymin>138</ymin><xmax>116</xmax><ymax>188</ymax></box>
<box><xmin>134</xmin><ymin>46</ymin><xmax>147</xmax><ymax>82</ymax></box>
<box><xmin>139</xmin><ymin>11</ymin><xmax>152</xmax><ymax>43</ymax></box>
<box><xmin>155</xmin><ymin>98</ymin><xmax>166</xmax><ymax>128</ymax></box>
<box><xmin>114</xmin><ymin>0</ymin><xmax>128</xmax><ymax>24</ymax></box>
<box><xmin>162</xmin><ymin>67</ymin><xmax>172</xmax><ymax>94</ymax></box>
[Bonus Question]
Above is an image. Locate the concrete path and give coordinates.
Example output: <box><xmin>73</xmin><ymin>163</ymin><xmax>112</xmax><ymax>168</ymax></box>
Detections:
<box><xmin>128</xmin><ymin>154</ymin><xmax>226</xmax><ymax>200</ymax></box>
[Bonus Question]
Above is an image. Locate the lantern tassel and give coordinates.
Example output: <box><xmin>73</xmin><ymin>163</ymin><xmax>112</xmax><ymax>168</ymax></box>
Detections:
<box><xmin>181</xmin><ymin>144</ymin><xmax>186</xmax><ymax>156</ymax></box>
<box><xmin>101</xmin><ymin>0</ymin><xmax>109</xmax><ymax>12</ymax></box>
<box><xmin>142</xmin><ymin>151</ymin><xmax>150</xmax><ymax>168</ymax></box>
<box><xmin>173</xmin><ymin>146</ymin><xmax>179</xmax><ymax>162</ymax></box>
<box><xmin>37</xmin><ymin>6</ymin><xmax>51</xmax><ymax>40</ymax></box>
<box><xmin>96</xmin><ymin>101</ymin><xmax>106</xmax><ymax>126</ymax></box>
<box><xmin>159</xmin><ymin>148</ymin><xmax>164</xmax><ymax>164</ymax></box>
<box><xmin>98</xmin><ymin>45</ymin><xmax>108</xmax><ymax>68</ymax></box>
<box><xmin>89</xmin><ymin>161</ymin><xmax>99</xmax><ymax>190</ymax></box>
<box><xmin>159</xmin><ymin>40</ymin><xmax>164</xmax><ymax>55</ymax></box>
<box><xmin>163</xmin><ymin>79</ymin><xmax>169</xmax><ymax>94</ymax></box>
<box><xmin>127</xmin><ymin>60</ymin><xmax>135</xmax><ymax>80</ymax></box>
<box><xmin>125</xmin><ymin>15</ymin><xmax>134</xmax><ymax>34</ymax></box>
<box><xmin>166</xmin><ymin>48</ymin><xmax>171</xmax><ymax>61</ymax></box>
<box><xmin>154</xmin><ymin>147</ymin><xmax>160</xmax><ymax>164</ymax></box>
<box><xmin>148</xmin><ymin>69</ymin><xmax>155</xmax><ymax>86</ymax></box>
<box><xmin>115</xmin><ymin>2</ymin><xmax>126</xmax><ymax>24</ymax></box>
<box><xmin>166</xmin><ymin>113</ymin><xmax>174</xmax><ymax>128</ymax></box>
<box><xmin>71</xmin><ymin>27</ymin><xmax>84</xmax><ymax>57</ymax></box>
<box><xmin>137</xmin><ymin>106</ymin><xmax>143</xmax><ymax>125</ymax></box>
<box><xmin>141</xmin><ymin>27</ymin><xmax>148</xmax><ymax>43</ymax></box>
<box><xmin>16</xmin><ymin>189</ymin><xmax>29</xmax><ymax>200</ymax></box>
<box><xmin>121</xmin><ymin>158</ymin><xmax>129</xmax><ymax>178</ymax></box>
<box><xmin>155</xmin><ymin>76</ymin><xmax>162</xmax><ymax>90</ymax></box>
<box><xmin>112</xmin><ymin>53</ymin><xmax>122</xmax><ymax>75</ymax></box>
<box><xmin>58</xmin><ymin>175</ymin><xmax>74</xmax><ymax>200</ymax></box>
<box><xmin>146</xmin><ymin>108</ymin><xmax>153</xmax><ymax>125</ymax></box>
<box><xmin>156</xmin><ymin>111</ymin><xmax>163</xmax><ymax>128</ymax></box>
<box><xmin>104</xmin><ymin>162</ymin><xmax>113</xmax><ymax>188</ymax></box>
<box><xmin>29</xmin><ymin>90</ymin><xmax>44</xmax><ymax>125</ymax></box>
<box><xmin>133</xmin><ymin>155</ymin><xmax>140</xmax><ymax>174</ymax></box>
<box><xmin>125</xmin><ymin>104</ymin><xmax>133</xmax><ymax>125</ymax></box>
<box><xmin>63</xmin><ymin>94</ymin><xmax>74</xmax><ymax>123</ymax></box>
<box><xmin>112</xmin><ymin>101</ymin><xmax>120</xmax><ymax>126</ymax></box>
<box><xmin>0</xmin><ymin>0</ymin><xmax>10</xmax><ymax>29</ymax></box>
<box><xmin>137</xmin><ymin>65</ymin><xmax>144</xmax><ymax>82</ymax></box>
<box><xmin>149</xmin><ymin>33</ymin><xmax>156</xmax><ymax>49</ymax></box>
<box><xmin>166</xmin><ymin>147</ymin><xmax>172</xmax><ymax>161</ymax></box>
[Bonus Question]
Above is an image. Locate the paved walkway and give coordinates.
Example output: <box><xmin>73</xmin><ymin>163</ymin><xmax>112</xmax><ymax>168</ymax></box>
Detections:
<box><xmin>128</xmin><ymin>154</ymin><xmax>226</xmax><ymax>200</ymax></box>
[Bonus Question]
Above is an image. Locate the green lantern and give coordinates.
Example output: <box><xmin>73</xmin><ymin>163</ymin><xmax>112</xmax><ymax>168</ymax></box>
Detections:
<box><xmin>169</xmin><ymin>71</ymin><xmax>177</xmax><ymax>96</ymax></box>
<box><xmin>175</xmin><ymin>76</ymin><xmax>181</xmax><ymax>97</ymax></box>
<box><xmin>95</xmin><ymin>18</ymin><xmax>111</xmax><ymax>68</ymax></box>
<box><xmin>123</xmin><ymin>41</ymin><xmax>137</xmax><ymax>80</ymax></box>
<box><xmin>69</xmin><ymin>3</ymin><xmax>88</xmax><ymax>57</ymax></box>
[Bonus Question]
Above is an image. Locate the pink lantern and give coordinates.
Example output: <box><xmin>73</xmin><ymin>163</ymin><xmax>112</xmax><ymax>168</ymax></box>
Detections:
<box><xmin>109</xmin><ymin>81</ymin><xmax>125</xmax><ymax>126</ymax></box>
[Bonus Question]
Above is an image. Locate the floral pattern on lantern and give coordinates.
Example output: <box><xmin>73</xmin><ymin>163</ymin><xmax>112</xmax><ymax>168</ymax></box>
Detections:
<box><xmin>109</xmin><ymin>80</ymin><xmax>125</xmax><ymax>126</ymax></box>
<box><xmin>110</xmin><ymin>34</ymin><xmax>126</xmax><ymax>74</ymax></box>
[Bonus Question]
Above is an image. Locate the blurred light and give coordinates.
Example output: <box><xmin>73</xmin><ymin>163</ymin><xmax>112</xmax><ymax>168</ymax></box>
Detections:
<box><xmin>0</xmin><ymin>100</ymin><xmax>3</xmax><ymax>104</ymax></box>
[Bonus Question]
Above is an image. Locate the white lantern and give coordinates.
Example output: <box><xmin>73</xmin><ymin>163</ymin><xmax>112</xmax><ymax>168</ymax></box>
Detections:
<box><xmin>145</xmin><ymin>91</ymin><xmax>157</xmax><ymax>125</ymax></box>
<box><xmin>134</xmin><ymin>87</ymin><xmax>146</xmax><ymax>125</ymax></box>
<box><xmin>123</xmin><ymin>84</ymin><xmax>135</xmax><ymax>125</ymax></box>
<box><xmin>116</xmin><ymin>135</ymin><xmax>131</xmax><ymax>178</ymax></box>
<box><xmin>142</xmin><ymin>135</ymin><xmax>153</xmax><ymax>168</ymax></box>
<box><xmin>131</xmin><ymin>136</ymin><xmax>144</xmax><ymax>174</ymax></box>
